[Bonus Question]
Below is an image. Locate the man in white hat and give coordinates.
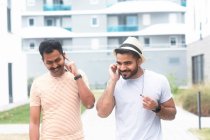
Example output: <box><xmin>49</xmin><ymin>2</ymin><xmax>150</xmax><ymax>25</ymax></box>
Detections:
<box><xmin>96</xmin><ymin>37</ymin><xmax>177</xmax><ymax>140</ymax></box>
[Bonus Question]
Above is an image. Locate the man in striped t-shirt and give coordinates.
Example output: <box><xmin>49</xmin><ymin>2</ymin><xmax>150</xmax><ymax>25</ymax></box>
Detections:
<box><xmin>29</xmin><ymin>40</ymin><xmax>95</xmax><ymax>140</ymax></box>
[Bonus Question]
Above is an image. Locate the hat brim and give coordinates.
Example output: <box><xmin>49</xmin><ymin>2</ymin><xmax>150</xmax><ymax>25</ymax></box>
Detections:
<box><xmin>114</xmin><ymin>48</ymin><xmax>145</xmax><ymax>63</ymax></box>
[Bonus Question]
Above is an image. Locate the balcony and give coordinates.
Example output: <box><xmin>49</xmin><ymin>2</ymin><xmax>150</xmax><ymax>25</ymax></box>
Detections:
<box><xmin>107</xmin><ymin>25</ymin><xmax>138</xmax><ymax>32</ymax></box>
<box><xmin>64</xmin><ymin>27</ymin><xmax>72</xmax><ymax>31</ymax></box>
<box><xmin>181</xmin><ymin>0</ymin><xmax>187</xmax><ymax>7</ymax></box>
<box><xmin>43</xmin><ymin>4</ymin><xmax>71</xmax><ymax>11</ymax></box>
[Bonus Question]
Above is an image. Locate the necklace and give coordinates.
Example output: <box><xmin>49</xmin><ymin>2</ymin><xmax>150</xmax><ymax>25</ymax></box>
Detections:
<box><xmin>140</xmin><ymin>69</ymin><xmax>145</xmax><ymax>97</ymax></box>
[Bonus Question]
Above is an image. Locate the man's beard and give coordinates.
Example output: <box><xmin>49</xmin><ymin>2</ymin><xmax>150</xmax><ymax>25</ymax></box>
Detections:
<box><xmin>120</xmin><ymin>66</ymin><xmax>138</xmax><ymax>79</ymax></box>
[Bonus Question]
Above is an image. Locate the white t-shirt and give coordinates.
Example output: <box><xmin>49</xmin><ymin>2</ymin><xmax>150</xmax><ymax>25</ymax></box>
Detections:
<box><xmin>114</xmin><ymin>70</ymin><xmax>172</xmax><ymax>140</ymax></box>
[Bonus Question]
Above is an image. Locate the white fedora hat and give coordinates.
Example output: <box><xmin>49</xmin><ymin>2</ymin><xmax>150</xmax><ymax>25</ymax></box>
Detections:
<box><xmin>114</xmin><ymin>36</ymin><xmax>145</xmax><ymax>62</ymax></box>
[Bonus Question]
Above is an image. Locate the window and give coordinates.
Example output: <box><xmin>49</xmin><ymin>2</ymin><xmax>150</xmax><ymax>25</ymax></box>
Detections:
<box><xmin>143</xmin><ymin>14</ymin><xmax>151</xmax><ymax>25</ymax></box>
<box><xmin>29</xmin><ymin>42</ymin><xmax>35</xmax><ymax>49</ymax></box>
<box><xmin>144</xmin><ymin>38</ymin><xmax>150</xmax><ymax>47</ymax></box>
<box><xmin>7</xmin><ymin>0</ymin><xmax>11</xmax><ymax>32</ymax></box>
<box><xmin>91</xmin><ymin>16</ymin><xmax>99</xmax><ymax>27</ymax></box>
<box><xmin>170</xmin><ymin>36</ymin><xmax>177</xmax><ymax>46</ymax></box>
<box><xmin>192</xmin><ymin>54</ymin><xmax>204</xmax><ymax>84</ymax></box>
<box><xmin>169</xmin><ymin>57</ymin><xmax>180</xmax><ymax>64</ymax></box>
<box><xmin>29</xmin><ymin>18</ymin><xmax>34</xmax><ymax>26</ymax></box>
<box><xmin>8</xmin><ymin>63</ymin><xmax>13</xmax><ymax>103</ymax></box>
<box><xmin>46</xmin><ymin>19</ymin><xmax>53</xmax><ymax>26</ymax></box>
<box><xmin>126</xmin><ymin>15</ymin><xmax>137</xmax><ymax>26</ymax></box>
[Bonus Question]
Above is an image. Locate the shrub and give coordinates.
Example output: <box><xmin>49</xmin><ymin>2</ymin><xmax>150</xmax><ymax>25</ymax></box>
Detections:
<box><xmin>181</xmin><ymin>84</ymin><xmax>210</xmax><ymax>116</ymax></box>
<box><xmin>167</xmin><ymin>74</ymin><xmax>179</xmax><ymax>95</ymax></box>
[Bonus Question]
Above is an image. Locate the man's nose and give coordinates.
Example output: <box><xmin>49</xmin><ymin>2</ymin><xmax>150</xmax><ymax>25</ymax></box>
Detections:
<box><xmin>119</xmin><ymin>64</ymin><xmax>126</xmax><ymax>71</ymax></box>
<box><xmin>51</xmin><ymin>62</ymin><xmax>58</xmax><ymax>68</ymax></box>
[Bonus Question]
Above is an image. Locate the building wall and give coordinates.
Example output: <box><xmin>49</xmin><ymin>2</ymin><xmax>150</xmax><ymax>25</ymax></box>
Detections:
<box><xmin>187</xmin><ymin>36</ymin><xmax>210</xmax><ymax>86</ymax></box>
<box><xmin>27</xmin><ymin>47</ymin><xmax>187</xmax><ymax>89</ymax></box>
<box><xmin>72</xmin><ymin>37</ymin><xmax>107</xmax><ymax>50</ymax></box>
<box><xmin>22</xmin><ymin>0</ymin><xmax>187</xmax><ymax>88</ymax></box>
<box><xmin>0</xmin><ymin>0</ymin><xmax>28</xmax><ymax>107</ymax></box>
<box><xmin>0</xmin><ymin>40</ymin><xmax>28</xmax><ymax>106</ymax></box>
<box><xmin>22</xmin><ymin>16</ymin><xmax>44</xmax><ymax>27</ymax></box>
<box><xmin>186</xmin><ymin>0</ymin><xmax>210</xmax><ymax>86</ymax></box>
<box><xmin>144</xmin><ymin>48</ymin><xmax>187</xmax><ymax>86</ymax></box>
<box><xmin>72</xmin><ymin>14</ymin><xmax>107</xmax><ymax>33</ymax></box>
<box><xmin>141</xmin><ymin>35</ymin><xmax>185</xmax><ymax>48</ymax></box>
<box><xmin>25</xmin><ymin>0</ymin><xmax>43</xmax><ymax>11</ymax></box>
<box><xmin>72</xmin><ymin>0</ymin><xmax>106</xmax><ymax>10</ymax></box>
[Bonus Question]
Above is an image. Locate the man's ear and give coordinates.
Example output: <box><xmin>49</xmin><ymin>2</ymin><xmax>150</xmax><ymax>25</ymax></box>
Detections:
<box><xmin>63</xmin><ymin>52</ymin><xmax>66</xmax><ymax>59</ymax></box>
<box><xmin>63</xmin><ymin>53</ymin><xmax>70</xmax><ymax>61</ymax></box>
<box><xmin>137</xmin><ymin>57</ymin><xmax>142</xmax><ymax>66</ymax></box>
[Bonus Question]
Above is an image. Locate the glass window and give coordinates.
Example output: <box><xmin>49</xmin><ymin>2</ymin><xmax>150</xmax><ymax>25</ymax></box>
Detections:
<box><xmin>29</xmin><ymin>42</ymin><xmax>35</xmax><ymax>49</ymax></box>
<box><xmin>7</xmin><ymin>0</ymin><xmax>11</xmax><ymax>32</ymax></box>
<box><xmin>29</xmin><ymin>18</ymin><xmax>34</xmax><ymax>26</ymax></box>
<box><xmin>91</xmin><ymin>16</ymin><xmax>99</xmax><ymax>27</ymax></box>
<box><xmin>46</xmin><ymin>19</ymin><xmax>53</xmax><ymax>26</ymax></box>
<box><xmin>169</xmin><ymin>57</ymin><xmax>180</xmax><ymax>64</ymax></box>
<box><xmin>126</xmin><ymin>15</ymin><xmax>137</xmax><ymax>26</ymax></box>
<box><xmin>192</xmin><ymin>54</ymin><xmax>204</xmax><ymax>84</ymax></box>
<box><xmin>170</xmin><ymin>36</ymin><xmax>177</xmax><ymax>46</ymax></box>
<box><xmin>144</xmin><ymin>38</ymin><xmax>150</xmax><ymax>47</ymax></box>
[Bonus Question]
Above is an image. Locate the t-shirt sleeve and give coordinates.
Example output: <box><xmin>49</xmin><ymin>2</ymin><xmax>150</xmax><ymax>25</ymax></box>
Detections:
<box><xmin>30</xmin><ymin>79</ymin><xmax>41</xmax><ymax>107</ymax></box>
<box><xmin>160</xmin><ymin>76</ymin><xmax>172</xmax><ymax>103</ymax></box>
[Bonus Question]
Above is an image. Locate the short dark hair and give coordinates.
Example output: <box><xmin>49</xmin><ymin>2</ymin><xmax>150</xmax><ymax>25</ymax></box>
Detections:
<box><xmin>115</xmin><ymin>49</ymin><xmax>140</xmax><ymax>59</ymax></box>
<box><xmin>39</xmin><ymin>40</ymin><xmax>64</xmax><ymax>58</ymax></box>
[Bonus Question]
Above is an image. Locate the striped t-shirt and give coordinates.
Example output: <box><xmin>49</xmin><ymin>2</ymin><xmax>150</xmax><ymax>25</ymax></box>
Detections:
<box><xmin>30</xmin><ymin>71</ymin><xmax>85</xmax><ymax>140</ymax></box>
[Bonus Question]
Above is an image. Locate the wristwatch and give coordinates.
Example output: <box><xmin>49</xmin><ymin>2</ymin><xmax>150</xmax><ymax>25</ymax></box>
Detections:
<box><xmin>74</xmin><ymin>74</ymin><xmax>82</xmax><ymax>80</ymax></box>
<box><xmin>152</xmin><ymin>102</ymin><xmax>161</xmax><ymax>113</ymax></box>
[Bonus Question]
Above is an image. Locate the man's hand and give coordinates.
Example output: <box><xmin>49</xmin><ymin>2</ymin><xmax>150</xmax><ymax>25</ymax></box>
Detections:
<box><xmin>141</xmin><ymin>95</ymin><xmax>158</xmax><ymax>111</ymax></box>
<box><xmin>109</xmin><ymin>64</ymin><xmax>120</xmax><ymax>81</ymax></box>
<box><xmin>64</xmin><ymin>60</ymin><xmax>79</xmax><ymax>76</ymax></box>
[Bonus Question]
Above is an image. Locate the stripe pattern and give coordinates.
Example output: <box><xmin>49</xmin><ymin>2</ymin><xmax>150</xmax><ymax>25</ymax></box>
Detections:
<box><xmin>30</xmin><ymin>72</ymin><xmax>84</xmax><ymax>140</ymax></box>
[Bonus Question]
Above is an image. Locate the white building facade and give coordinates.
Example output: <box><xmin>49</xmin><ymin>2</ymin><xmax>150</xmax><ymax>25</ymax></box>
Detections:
<box><xmin>21</xmin><ymin>0</ymin><xmax>188</xmax><ymax>88</ymax></box>
<box><xmin>186</xmin><ymin>0</ymin><xmax>210</xmax><ymax>86</ymax></box>
<box><xmin>0</xmin><ymin>0</ymin><xmax>28</xmax><ymax>108</ymax></box>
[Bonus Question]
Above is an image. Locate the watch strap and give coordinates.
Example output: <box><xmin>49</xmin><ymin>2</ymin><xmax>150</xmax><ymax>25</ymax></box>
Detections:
<box><xmin>74</xmin><ymin>74</ymin><xmax>82</xmax><ymax>80</ymax></box>
<box><xmin>152</xmin><ymin>102</ymin><xmax>161</xmax><ymax>113</ymax></box>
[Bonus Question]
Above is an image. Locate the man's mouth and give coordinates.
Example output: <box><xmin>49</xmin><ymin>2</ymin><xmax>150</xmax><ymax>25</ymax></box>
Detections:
<box><xmin>50</xmin><ymin>67</ymin><xmax>61</xmax><ymax>73</ymax></box>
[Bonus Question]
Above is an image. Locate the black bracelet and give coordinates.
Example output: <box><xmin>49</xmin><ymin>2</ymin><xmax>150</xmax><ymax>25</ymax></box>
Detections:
<box><xmin>152</xmin><ymin>102</ymin><xmax>161</xmax><ymax>113</ymax></box>
<box><xmin>74</xmin><ymin>74</ymin><xmax>82</xmax><ymax>80</ymax></box>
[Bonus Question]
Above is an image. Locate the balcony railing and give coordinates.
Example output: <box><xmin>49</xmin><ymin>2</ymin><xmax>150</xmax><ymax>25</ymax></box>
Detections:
<box><xmin>181</xmin><ymin>0</ymin><xmax>187</xmax><ymax>7</ymax></box>
<box><xmin>43</xmin><ymin>4</ymin><xmax>71</xmax><ymax>11</ymax></box>
<box><xmin>64</xmin><ymin>27</ymin><xmax>72</xmax><ymax>31</ymax></box>
<box><xmin>107</xmin><ymin>25</ymin><xmax>138</xmax><ymax>32</ymax></box>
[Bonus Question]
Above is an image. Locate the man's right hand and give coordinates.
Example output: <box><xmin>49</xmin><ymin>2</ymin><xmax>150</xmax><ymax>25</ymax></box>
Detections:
<box><xmin>109</xmin><ymin>64</ymin><xmax>120</xmax><ymax>81</ymax></box>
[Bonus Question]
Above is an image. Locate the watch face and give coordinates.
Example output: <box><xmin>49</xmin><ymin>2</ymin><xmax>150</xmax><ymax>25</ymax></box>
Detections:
<box><xmin>153</xmin><ymin>103</ymin><xmax>161</xmax><ymax>113</ymax></box>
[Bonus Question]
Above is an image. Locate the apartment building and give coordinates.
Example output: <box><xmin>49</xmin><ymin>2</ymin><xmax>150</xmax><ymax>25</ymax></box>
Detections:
<box><xmin>186</xmin><ymin>0</ymin><xmax>210</xmax><ymax>86</ymax></box>
<box><xmin>21</xmin><ymin>0</ymin><xmax>187</xmax><ymax>88</ymax></box>
<box><xmin>0</xmin><ymin>0</ymin><xmax>27</xmax><ymax>107</ymax></box>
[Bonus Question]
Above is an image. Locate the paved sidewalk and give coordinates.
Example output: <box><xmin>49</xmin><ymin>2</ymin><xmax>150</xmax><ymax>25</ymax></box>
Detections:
<box><xmin>0</xmin><ymin>106</ymin><xmax>210</xmax><ymax>140</ymax></box>
<box><xmin>0</xmin><ymin>124</ymin><xmax>29</xmax><ymax>134</ymax></box>
<box><xmin>82</xmin><ymin>106</ymin><xmax>210</xmax><ymax>140</ymax></box>
<box><xmin>82</xmin><ymin>107</ymin><xmax>115</xmax><ymax>140</ymax></box>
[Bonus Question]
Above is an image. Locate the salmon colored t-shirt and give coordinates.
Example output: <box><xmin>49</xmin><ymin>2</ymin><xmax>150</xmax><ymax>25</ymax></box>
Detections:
<box><xmin>30</xmin><ymin>71</ymin><xmax>85</xmax><ymax>140</ymax></box>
